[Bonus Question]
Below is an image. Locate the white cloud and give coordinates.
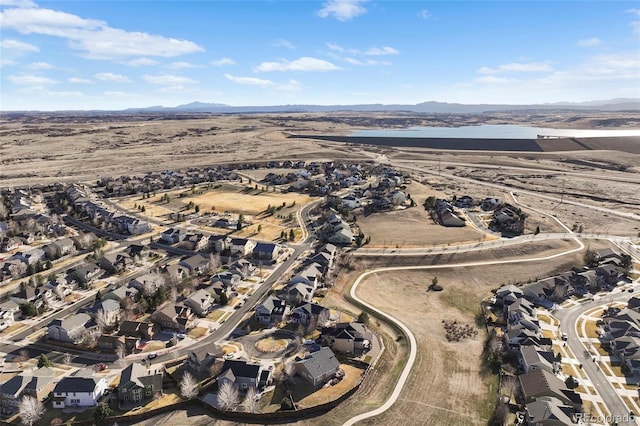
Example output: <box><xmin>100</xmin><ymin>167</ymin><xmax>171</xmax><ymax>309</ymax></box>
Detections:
<box><xmin>254</xmin><ymin>56</ymin><xmax>340</xmax><ymax>72</ymax></box>
<box><xmin>344</xmin><ymin>57</ymin><xmax>391</xmax><ymax>66</ymax></box>
<box><xmin>475</xmin><ymin>76</ymin><xmax>516</xmax><ymax>84</ymax></box>
<box><xmin>627</xmin><ymin>9</ymin><xmax>640</xmax><ymax>33</ymax></box>
<box><xmin>1</xmin><ymin>60</ymin><xmax>18</xmax><ymax>67</ymax></box>
<box><xmin>273</xmin><ymin>38</ymin><xmax>295</xmax><ymax>49</ymax></box>
<box><xmin>8</xmin><ymin>74</ymin><xmax>56</xmax><ymax>85</ymax></box>
<box><xmin>95</xmin><ymin>72</ymin><xmax>131</xmax><ymax>82</ymax></box>
<box><xmin>419</xmin><ymin>10</ymin><xmax>431</xmax><ymax>20</ymax></box>
<box><xmin>103</xmin><ymin>91</ymin><xmax>135</xmax><ymax>96</ymax></box>
<box><xmin>47</xmin><ymin>90</ymin><xmax>84</xmax><ymax>97</ymax></box>
<box><xmin>123</xmin><ymin>58</ymin><xmax>158</xmax><ymax>67</ymax></box>
<box><xmin>577</xmin><ymin>38</ymin><xmax>602</xmax><ymax>47</ymax></box>
<box><xmin>317</xmin><ymin>0</ymin><xmax>368</xmax><ymax>21</ymax></box>
<box><xmin>224</xmin><ymin>74</ymin><xmax>275</xmax><ymax>87</ymax></box>
<box><xmin>68</xmin><ymin>77</ymin><xmax>93</xmax><ymax>84</ymax></box>
<box><xmin>365</xmin><ymin>46</ymin><xmax>399</xmax><ymax>56</ymax></box>
<box><xmin>143</xmin><ymin>74</ymin><xmax>197</xmax><ymax>85</ymax></box>
<box><xmin>211</xmin><ymin>57</ymin><xmax>235</xmax><ymax>67</ymax></box>
<box><xmin>0</xmin><ymin>6</ymin><xmax>204</xmax><ymax>59</ymax></box>
<box><xmin>478</xmin><ymin>62</ymin><xmax>553</xmax><ymax>74</ymax></box>
<box><xmin>26</xmin><ymin>61</ymin><xmax>54</xmax><ymax>69</ymax></box>
<box><xmin>166</xmin><ymin>61</ymin><xmax>198</xmax><ymax>69</ymax></box>
<box><xmin>0</xmin><ymin>0</ymin><xmax>37</xmax><ymax>8</ymax></box>
<box><xmin>1</xmin><ymin>39</ymin><xmax>39</xmax><ymax>51</ymax></box>
<box><xmin>224</xmin><ymin>73</ymin><xmax>301</xmax><ymax>91</ymax></box>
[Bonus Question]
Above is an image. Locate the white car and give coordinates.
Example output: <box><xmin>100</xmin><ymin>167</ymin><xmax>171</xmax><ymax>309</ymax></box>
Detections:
<box><xmin>223</xmin><ymin>352</ymin><xmax>235</xmax><ymax>360</ymax></box>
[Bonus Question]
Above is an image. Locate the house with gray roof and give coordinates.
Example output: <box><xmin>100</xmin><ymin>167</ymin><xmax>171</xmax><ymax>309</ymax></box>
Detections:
<box><xmin>118</xmin><ymin>362</ymin><xmax>163</xmax><ymax>405</ymax></box>
<box><xmin>52</xmin><ymin>369</ymin><xmax>107</xmax><ymax>408</ymax></box>
<box><xmin>184</xmin><ymin>289</ymin><xmax>215</xmax><ymax>317</ymax></box>
<box><xmin>217</xmin><ymin>359</ymin><xmax>262</xmax><ymax>390</ymax></box>
<box><xmin>295</xmin><ymin>347</ymin><xmax>340</xmax><ymax>387</ymax></box>
<box><xmin>323</xmin><ymin>322</ymin><xmax>373</xmax><ymax>354</ymax></box>
<box><xmin>0</xmin><ymin>368</ymin><xmax>55</xmax><ymax>411</ymax></box>
<box><xmin>254</xmin><ymin>296</ymin><xmax>289</xmax><ymax>324</ymax></box>
<box><xmin>290</xmin><ymin>302</ymin><xmax>330</xmax><ymax>327</ymax></box>
<box><xmin>179</xmin><ymin>254</ymin><xmax>210</xmax><ymax>276</ymax></box>
<box><xmin>525</xmin><ymin>396</ymin><xmax>578</xmax><ymax>425</ymax></box>
<box><xmin>47</xmin><ymin>313</ymin><xmax>91</xmax><ymax>343</ymax></box>
<box><xmin>518</xmin><ymin>346</ymin><xmax>557</xmax><ymax>374</ymax></box>
<box><xmin>104</xmin><ymin>285</ymin><xmax>140</xmax><ymax>303</ymax></box>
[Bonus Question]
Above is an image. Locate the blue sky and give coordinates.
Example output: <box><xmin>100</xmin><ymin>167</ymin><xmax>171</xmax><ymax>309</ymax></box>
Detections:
<box><xmin>1</xmin><ymin>0</ymin><xmax>638</xmax><ymax>110</ymax></box>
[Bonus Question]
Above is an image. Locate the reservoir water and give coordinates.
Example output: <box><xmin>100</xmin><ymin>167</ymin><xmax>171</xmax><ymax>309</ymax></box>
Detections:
<box><xmin>351</xmin><ymin>125</ymin><xmax>640</xmax><ymax>139</ymax></box>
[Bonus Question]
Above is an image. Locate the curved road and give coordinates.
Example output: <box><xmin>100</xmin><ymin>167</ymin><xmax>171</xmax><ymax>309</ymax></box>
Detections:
<box><xmin>342</xmin><ymin>236</ymin><xmax>585</xmax><ymax>425</ymax></box>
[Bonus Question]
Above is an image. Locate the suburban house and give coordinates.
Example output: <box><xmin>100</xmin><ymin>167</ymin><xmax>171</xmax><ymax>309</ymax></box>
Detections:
<box><xmin>186</xmin><ymin>351</ymin><xmax>221</xmax><ymax>375</ymax></box>
<box><xmin>294</xmin><ymin>347</ymin><xmax>340</xmax><ymax>387</ymax></box>
<box><xmin>104</xmin><ymin>285</ymin><xmax>140</xmax><ymax>303</ymax></box>
<box><xmin>183</xmin><ymin>289</ymin><xmax>215</xmax><ymax>317</ymax></box>
<box><xmin>252</xmin><ymin>242</ymin><xmax>280</xmax><ymax>262</ymax></box>
<box><xmin>230</xmin><ymin>238</ymin><xmax>256</xmax><ymax>257</ymax></box>
<box><xmin>118</xmin><ymin>363</ymin><xmax>163</xmax><ymax>405</ymax></box>
<box><xmin>434</xmin><ymin>200</ymin><xmax>466</xmax><ymax>227</ymax></box>
<box><xmin>282</xmin><ymin>282</ymin><xmax>315</xmax><ymax>305</ymax></box>
<box><xmin>127</xmin><ymin>219</ymin><xmax>151</xmax><ymax>235</ymax></box>
<box><xmin>10</xmin><ymin>286</ymin><xmax>53</xmax><ymax>310</ymax></box>
<box><xmin>97</xmin><ymin>334</ymin><xmax>125</xmax><ymax>352</ymax></box>
<box><xmin>518</xmin><ymin>346</ymin><xmax>558</xmax><ymax>374</ymax></box>
<box><xmin>229</xmin><ymin>259</ymin><xmax>256</xmax><ymax>279</ymax></box>
<box><xmin>217</xmin><ymin>359</ymin><xmax>262</xmax><ymax>390</ymax></box>
<box><xmin>151</xmin><ymin>303</ymin><xmax>194</xmax><ymax>333</ymax></box>
<box><xmin>50</xmin><ymin>237</ymin><xmax>76</xmax><ymax>257</ymax></box>
<box><xmin>289</xmin><ymin>302</ymin><xmax>330</xmax><ymax>326</ymax></box>
<box><xmin>525</xmin><ymin>396</ymin><xmax>578</xmax><ymax>425</ymax></box>
<box><xmin>160</xmin><ymin>228</ymin><xmax>183</xmax><ymax>244</ymax></box>
<box><xmin>0</xmin><ymin>368</ymin><xmax>55</xmax><ymax>411</ymax></box>
<box><xmin>69</xmin><ymin>263</ymin><xmax>103</xmax><ymax>287</ymax></box>
<box><xmin>308</xmin><ymin>243</ymin><xmax>337</xmax><ymax>270</ymax></box>
<box><xmin>207</xmin><ymin>280</ymin><xmax>230</xmax><ymax>303</ymax></box>
<box><xmin>127</xmin><ymin>244</ymin><xmax>150</xmax><ymax>259</ymax></box>
<box><xmin>0</xmin><ymin>300</ymin><xmax>20</xmax><ymax>331</ymax></box>
<box><xmin>327</xmin><ymin>228</ymin><xmax>354</xmax><ymax>245</ymax></box>
<box><xmin>181</xmin><ymin>233</ymin><xmax>210</xmax><ymax>251</ymax></box>
<box><xmin>47</xmin><ymin>313</ymin><xmax>91</xmax><ymax>343</ymax></box>
<box><xmin>323</xmin><ymin>322</ymin><xmax>373</xmax><ymax>354</ymax></box>
<box><xmin>342</xmin><ymin>195</ymin><xmax>361</xmax><ymax>210</ymax></box>
<box><xmin>52</xmin><ymin>369</ymin><xmax>108</xmax><ymax>408</ymax></box>
<box><xmin>212</xmin><ymin>272</ymin><xmax>240</xmax><ymax>288</ymax></box>
<box><xmin>254</xmin><ymin>296</ymin><xmax>289</xmax><ymax>324</ymax></box>
<box><xmin>118</xmin><ymin>320</ymin><xmax>154</xmax><ymax>341</ymax></box>
<box><xmin>129</xmin><ymin>273</ymin><xmax>164</xmax><ymax>295</ymax></box>
<box><xmin>80</xmin><ymin>299</ymin><xmax>121</xmax><ymax>327</ymax></box>
<box><xmin>98</xmin><ymin>253</ymin><xmax>134</xmax><ymax>274</ymax></box>
<box><xmin>518</xmin><ymin>369</ymin><xmax>582</xmax><ymax>411</ymax></box>
<box><xmin>209</xmin><ymin>235</ymin><xmax>231</xmax><ymax>253</ymax></box>
<box><xmin>179</xmin><ymin>254</ymin><xmax>210</xmax><ymax>276</ymax></box>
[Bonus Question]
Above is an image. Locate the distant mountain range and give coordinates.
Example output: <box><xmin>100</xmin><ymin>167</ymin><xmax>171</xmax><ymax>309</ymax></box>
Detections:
<box><xmin>121</xmin><ymin>98</ymin><xmax>640</xmax><ymax>114</ymax></box>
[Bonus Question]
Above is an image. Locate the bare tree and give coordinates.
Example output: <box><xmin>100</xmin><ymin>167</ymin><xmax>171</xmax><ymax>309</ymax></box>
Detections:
<box><xmin>17</xmin><ymin>349</ymin><xmax>30</xmax><ymax>364</ymax></box>
<box><xmin>95</xmin><ymin>308</ymin><xmax>115</xmax><ymax>331</ymax></box>
<box><xmin>67</xmin><ymin>327</ymin><xmax>84</xmax><ymax>344</ymax></box>
<box><xmin>19</xmin><ymin>395</ymin><xmax>44</xmax><ymax>426</ymax></box>
<box><xmin>180</xmin><ymin>371</ymin><xmax>199</xmax><ymax>400</ymax></box>
<box><xmin>116</xmin><ymin>344</ymin><xmax>127</xmax><ymax>368</ymax></box>
<box><xmin>216</xmin><ymin>381</ymin><xmax>239</xmax><ymax>411</ymax></box>
<box><xmin>208</xmin><ymin>253</ymin><xmax>221</xmax><ymax>274</ymax></box>
<box><xmin>62</xmin><ymin>352</ymin><xmax>72</xmax><ymax>365</ymax></box>
<box><xmin>53</xmin><ymin>284</ymin><xmax>66</xmax><ymax>301</ymax></box>
<box><xmin>169</xmin><ymin>286</ymin><xmax>178</xmax><ymax>303</ymax></box>
<box><xmin>241</xmin><ymin>386</ymin><xmax>260</xmax><ymax>413</ymax></box>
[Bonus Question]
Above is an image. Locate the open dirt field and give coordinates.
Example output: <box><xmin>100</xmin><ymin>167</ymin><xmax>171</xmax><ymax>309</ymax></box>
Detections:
<box><xmin>358</xmin><ymin>207</ymin><xmax>485</xmax><ymax>247</ymax></box>
<box><xmin>185</xmin><ymin>187</ymin><xmax>313</xmax><ymax>216</ymax></box>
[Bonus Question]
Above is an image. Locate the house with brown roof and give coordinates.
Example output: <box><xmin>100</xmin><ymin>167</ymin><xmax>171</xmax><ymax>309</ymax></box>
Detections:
<box><xmin>151</xmin><ymin>303</ymin><xmax>194</xmax><ymax>333</ymax></box>
<box><xmin>518</xmin><ymin>369</ymin><xmax>582</xmax><ymax>411</ymax></box>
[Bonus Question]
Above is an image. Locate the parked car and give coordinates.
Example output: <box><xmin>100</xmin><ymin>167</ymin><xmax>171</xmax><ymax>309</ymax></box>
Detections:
<box><xmin>96</xmin><ymin>363</ymin><xmax>108</xmax><ymax>371</ymax></box>
<box><xmin>223</xmin><ymin>352</ymin><xmax>235</xmax><ymax>360</ymax></box>
<box><xmin>177</xmin><ymin>333</ymin><xmax>186</xmax><ymax>339</ymax></box>
<box><xmin>147</xmin><ymin>352</ymin><xmax>157</xmax><ymax>359</ymax></box>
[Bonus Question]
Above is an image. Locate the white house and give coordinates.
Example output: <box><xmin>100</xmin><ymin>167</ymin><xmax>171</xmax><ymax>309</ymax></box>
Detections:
<box><xmin>52</xmin><ymin>369</ymin><xmax>108</xmax><ymax>408</ymax></box>
<box><xmin>342</xmin><ymin>196</ymin><xmax>361</xmax><ymax>210</ymax></box>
